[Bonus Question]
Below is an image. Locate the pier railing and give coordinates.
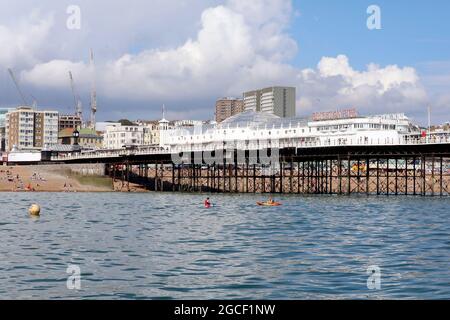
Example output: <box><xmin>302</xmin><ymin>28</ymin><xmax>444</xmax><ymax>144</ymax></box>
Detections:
<box><xmin>51</xmin><ymin>136</ymin><xmax>450</xmax><ymax>162</ymax></box>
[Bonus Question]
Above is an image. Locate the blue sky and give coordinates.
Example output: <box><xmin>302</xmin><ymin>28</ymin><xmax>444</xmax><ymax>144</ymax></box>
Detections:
<box><xmin>290</xmin><ymin>0</ymin><xmax>450</xmax><ymax>69</ymax></box>
<box><xmin>0</xmin><ymin>0</ymin><xmax>449</xmax><ymax>124</ymax></box>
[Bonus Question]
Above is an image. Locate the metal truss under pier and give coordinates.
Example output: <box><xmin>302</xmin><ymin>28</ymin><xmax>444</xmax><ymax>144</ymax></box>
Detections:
<box><xmin>103</xmin><ymin>144</ymin><xmax>450</xmax><ymax>196</ymax></box>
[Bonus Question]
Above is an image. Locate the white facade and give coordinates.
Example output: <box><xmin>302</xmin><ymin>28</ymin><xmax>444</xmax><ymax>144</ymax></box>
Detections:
<box><xmin>243</xmin><ymin>93</ymin><xmax>258</xmax><ymax>112</ymax></box>
<box><xmin>7</xmin><ymin>151</ymin><xmax>42</xmax><ymax>163</ymax></box>
<box><xmin>244</xmin><ymin>87</ymin><xmax>296</xmax><ymax>118</ymax></box>
<box><xmin>0</xmin><ymin>108</ymin><xmax>13</xmax><ymax>128</ymax></box>
<box><xmin>174</xmin><ymin>120</ymin><xmax>204</xmax><ymax>127</ymax></box>
<box><xmin>103</xmin><ymin>124</ymin><xmax>144</xmax><ymax>149</ymax></box>
<box><xmin>42</xmin><ymin>111</ymin><xmax>59</xmax><ymax>146</ymax></box>
<box><xmin>161</xmin><ymin>111</ymin><xmax>421</xmax><ymax>152</ymax></box>
<box><xmin>5</xmin><ymin>107</ymin><xmax>59</xmax><ymax>151</ymax></box>
<box><xmin>142</xmin><ymin>123</ymin><xmax>160</xmax><ymax>146</ymax></box>
<box><xmin>96</xmin><ymin>122</ymin><xmax>121</xmax><ymax>133</ymax></box>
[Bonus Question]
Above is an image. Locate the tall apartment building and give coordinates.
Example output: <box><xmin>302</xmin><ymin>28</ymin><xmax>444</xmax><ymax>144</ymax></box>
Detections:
<box><xmin>59</xmin><ymin>114</ymin><xmax>82</xmax><ymax>130</ymax></box>
<box><xmin>5</xmin><ymin>107</ymin><xmax>59</xmax><ymax>151</ymax></box>
<box><xmin>215</xmin><ymin>98</ymin><xmax>244</xmax><ymax>123</ymax></box>
<box><xmin>243</xmin><ymin>86</ymin><xmax>296</xmax><ymax>118</ymax></box>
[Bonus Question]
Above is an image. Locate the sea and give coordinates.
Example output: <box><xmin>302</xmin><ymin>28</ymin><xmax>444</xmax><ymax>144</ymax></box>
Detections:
<box><xmin>0</xmin><ymin>192</ymin><xmax>449</xmax><ymax>299</ymax></box>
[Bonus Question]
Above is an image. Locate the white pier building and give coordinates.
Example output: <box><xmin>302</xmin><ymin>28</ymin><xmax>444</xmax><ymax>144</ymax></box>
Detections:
<box><xmin>161</xmin><ymin>111</ymin><xmax>424</xmax><ymax>153</ymax></box>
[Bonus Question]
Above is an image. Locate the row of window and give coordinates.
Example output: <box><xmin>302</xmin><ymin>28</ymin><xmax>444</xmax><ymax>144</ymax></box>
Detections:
<box><xmin>317</xmin><ymin>123</ymin><xmax>398</xmax><ymax>131</ymax></box>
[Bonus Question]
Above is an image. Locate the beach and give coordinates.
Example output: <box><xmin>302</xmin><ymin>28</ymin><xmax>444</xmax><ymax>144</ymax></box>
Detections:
<box><xmin>0</xmin><ymin>165</ymin><xmax>114</xmax><ymax>192</ymax></box>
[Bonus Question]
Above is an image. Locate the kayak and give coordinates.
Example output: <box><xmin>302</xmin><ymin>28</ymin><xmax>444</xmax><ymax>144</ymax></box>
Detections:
<box><xmin>257</xmin><ymin>202</ymin><xmax>282</xmax><ymax>207</ymax></box>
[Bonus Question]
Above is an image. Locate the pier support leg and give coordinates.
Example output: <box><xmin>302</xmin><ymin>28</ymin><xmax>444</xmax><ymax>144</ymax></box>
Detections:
<box><xmin>440</xmin><ymin>156</ymin><xmax>444</xmax><ymax>197</ymax></box>
<box><xmin>347</xmin><ymin>157</ymin><xmax>351</xmax><ymax>195</ymax></box>
<box><xmin>432</xmin><ymin>156</ymin><xmax>435</xmax><ymax>196</ymax></box>
<box><xmin>413</xmin><ymin>157</ymin><xmax>417</xmax><ymax>196</ymax></box>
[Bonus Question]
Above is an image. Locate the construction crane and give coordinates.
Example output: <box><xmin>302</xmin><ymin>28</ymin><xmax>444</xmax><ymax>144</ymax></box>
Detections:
<box><xmin>69</xmin><ymin>71</ymin><xmax>83</xmax><ymax>120</ymax></box>
<box><xmin>29</xmin><ymin>94</ymin><xmax>38</xmax><ymax>110</ymax></box>
<box><xmin>8</xmin><ymin>68</ymin><xmax>29</xmax><ymax>107</ymax></box>
<box><xmin>89</xmin><ymin>48</ymin><xmax>97</xmax><ymax>129</ymax></box>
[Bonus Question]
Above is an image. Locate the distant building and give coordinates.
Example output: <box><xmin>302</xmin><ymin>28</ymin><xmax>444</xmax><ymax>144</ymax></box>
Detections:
<box><xmin>5</xmin><ymin>107</ymin><xmax>59</xmax><ymax>152</ymax></box>
<box><xmin>0</xmin><ymin>127</ymin><xmax>5</xmax><ymax>152</ymax></box>
<box><xmin>137</xmin><ymin>121</ymin><xmax>161</xmax><ymax>146</ymax></box>
<box><xmin>95</xmin><ymin>122</ymin><xmax>121</xmax><ymax>133</ymax></box>
<box><xmin>0</xmin><ymin>108</ymin><xmax>14</xmax><ymax>128</ymax></box>
<box><xmin>137</xmin><ymin>119</ymin><xmax>202</xmax><ymax>146</ymax></box>
<box><xmin>215</xmin><ymin>98</ymin><xmax>244</xmax><ymax>123</ymax></box>
<box><xmin>58</xmin><ymin>127</ymin><xmax>103</xmax><ymax>150</ymax></box>
<box><xmin>243</xmin><ymin>90</ymin><xmax>260</xmax><ymax>113</ymax></box>
<box><xmin>174</xmin><ymin>120</ymin><xmax>204</xmax><ymax>127</ymax></box>
<box><xmin>103</xmin><ymin>124</ymin><xmax>144</xmax><ymax>149</ymax></box>
<box><xmin>59</xmin><ymin>114</ymin><xmax>82</xmax><ymax>130</ymax></box>
<box><xmin>243</xmin><ymin>86</ymin><xmax>296</xmax><ymax>118</ymax></box>
<box><xmin>0</xmin><ymin>108</ymin><xmax>14</xmax><ymax>151</ymax></box>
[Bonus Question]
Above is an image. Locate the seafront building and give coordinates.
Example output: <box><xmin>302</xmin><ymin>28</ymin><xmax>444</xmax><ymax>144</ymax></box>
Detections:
<box><xmin>103</xmin><ymin>123</ymin><xmax>145</xmax><ymax>149</ymax></box>
<box><xmin>160</xmin><ymin>111</ymin><xmax>422</xmax><ymax>151</ymax></box>
<box><xmin>215</xmin><ymin>98</ymin><xmax>244</xmax><ymax>123</ymax></box>
<box><xmin>58</xmin><ymin>127</ymin><xmax>103</xmax><ymax>149</ymax></box>
<box><xmin>0</xmin><ymin>108</ymin><xmax>14</xmax><ymax>151</ymax></box>
<box><xmin>0</xmin><ymin>108</ymin><xmax>13</xmax><ymax>127</ymax></box>
<box><xmin>0</xmin><ymin>127</ymin><xmax>5</xmax><ymax>152</ymax></box>
<box><xmin>243</xmin><ymin>86</ymin><xmax>296</xmax><ymax>118</ymax></box>
<box><xmin>95</xmin><ymin>122</ymin><xmax>121</xmax><ymax>133</ymax></box>
<box><xmin>136</xmin><ymin>119</ymin><xmax>205</xmax><ymax>146</ymax></box>
<box><xmin>5</xmin><ymin>107</ymin><xmax>59</xmax><ymax>152</ymax></box>
<box><xmin>140</xmin><ymin>121</ymin><xmax>160</xmax><ymax>146</ymax></box>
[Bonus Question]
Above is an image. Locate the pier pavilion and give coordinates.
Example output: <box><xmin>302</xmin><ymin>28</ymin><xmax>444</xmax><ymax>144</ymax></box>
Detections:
<box><xmin>49</xmin><ymin>112</ymin><xmax>450</xmax><ymax>196</ymax></box>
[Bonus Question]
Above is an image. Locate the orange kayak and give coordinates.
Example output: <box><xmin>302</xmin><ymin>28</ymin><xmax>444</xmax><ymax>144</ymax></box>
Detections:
<box><xmin>257</xmin><ymin>202</ymin><xmax>282</xmax><ymax>207</ymax></box>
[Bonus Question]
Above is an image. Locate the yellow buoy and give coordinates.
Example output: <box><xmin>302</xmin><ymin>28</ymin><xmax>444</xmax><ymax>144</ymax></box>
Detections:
<box><xmin>28</xmin><ymin>204</ymin><xmax>41</xmax><ymax>216</ymax></box>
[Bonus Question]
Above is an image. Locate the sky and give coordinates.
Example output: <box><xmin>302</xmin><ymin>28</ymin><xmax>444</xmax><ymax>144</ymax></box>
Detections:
<box><xmin>0</xmin><ymin>0</ymin><xmax>449</xmax><ymax>125</ymax></box>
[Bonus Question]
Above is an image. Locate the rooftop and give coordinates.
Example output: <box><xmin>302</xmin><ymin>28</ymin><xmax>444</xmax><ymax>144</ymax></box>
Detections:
<box><xmin>217</xmin><ymin>111</ymin><xmax>308</xmax><ymax>130</ymax></box>
<box><xmin>59</xmin><ymin>127</ymin><xmax>101</xmax><ymax>138</ymax></box>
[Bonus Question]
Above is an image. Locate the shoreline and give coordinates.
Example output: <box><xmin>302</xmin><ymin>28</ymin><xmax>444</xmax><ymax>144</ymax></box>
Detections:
<box><xmin>0</xmin><ymin>165</ymin><xmax>114</xmax><ymax>193</ymax></box>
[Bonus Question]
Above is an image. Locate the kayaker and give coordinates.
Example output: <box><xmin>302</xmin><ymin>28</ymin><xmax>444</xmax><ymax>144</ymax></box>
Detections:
<box><xmin>204</xmin><ymin>197</ymin><xmax>211</xmax><ymax>208</ymax></box>
<box><xmin>267</xmin><ymin>196</ymin><xmax>274</xmax><ymax>205</ymax></box>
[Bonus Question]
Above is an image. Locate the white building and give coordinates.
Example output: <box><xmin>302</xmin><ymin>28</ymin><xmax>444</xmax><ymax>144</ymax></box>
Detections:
<box><xmin>243</xmin><ymin>86</ymin><xmax>296</xmax><ymax>118</ymax></box>
<box><xmin>140</xmin><ymin>121</ymin><xmax>160</xmax><ymax>146</ymax></box>
<box><xmin>95</xmin><ymin>122</ymin><xmax>121</xmax><ymax>133</ymax></box>
<box><xmin>5</xmin><ymin>107</ymin><xmax>59</xmax><ymax>151</ymax></box>
<box><xmin>0</xmin><ymin>108</ymin><xmax>14</xmax><ymax>151</ymax></box>
<box><xmin>161</xmin><ymin>111</ymin><xmax>421</xmax><ymax>152</ymax></box>
<box><xmin>103</xmin><ymin>124</ymin><xmax>144</xmax><ymax>149</ymax></box>
<box><xmin>174</xmin><ymin>120</ymin><xmax>204</xmax><ymax>127</ymax></box>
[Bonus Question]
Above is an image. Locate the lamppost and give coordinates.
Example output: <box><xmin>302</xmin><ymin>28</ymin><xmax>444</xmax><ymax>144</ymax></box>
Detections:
<box><xmin>73</xmin><ymin>129</ymin><xmax>80</xmax><ymax>146</ymax></box>
<box><xmin>73</xmin><ymin>129</ymin><xmax>81</xmax><ymax>153</ymax></box>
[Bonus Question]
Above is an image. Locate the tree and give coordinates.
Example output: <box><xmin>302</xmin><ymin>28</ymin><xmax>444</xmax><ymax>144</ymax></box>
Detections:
<box><xmin>118</xmin><ymin>119</ymin><xmax>136</xmax><ymax>126</ymax></box>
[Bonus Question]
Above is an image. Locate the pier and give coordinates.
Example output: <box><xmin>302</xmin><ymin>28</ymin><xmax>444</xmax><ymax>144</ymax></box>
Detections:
<box><xmin>51</xmin><ymin>141</ymin><xmax>450</xmax><ymax>196</ymax></box>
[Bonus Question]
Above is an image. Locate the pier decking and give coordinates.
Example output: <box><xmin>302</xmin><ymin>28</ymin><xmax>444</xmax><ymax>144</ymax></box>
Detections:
<box><xmin>50</xmin><ymin>140</ymin><xmax>450</xmax><ymax>196</ymax></box>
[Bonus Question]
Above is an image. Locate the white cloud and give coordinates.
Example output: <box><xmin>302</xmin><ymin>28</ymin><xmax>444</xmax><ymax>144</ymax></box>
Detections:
<box><xmin>297</xmin><ymin>55</ymin><xmax>428</xmax><ymax>117</ymax></box>
<box><xmin>22</xmin><ymin>0</ymin><xmax>298</xmax><ymax>102</ymax></box>
<box><xmin>0</xmin><ymin>11</ymin><xmax>54</xmax><ymax>68</ymax></box>
<box><xmin>21</xmin><ymin>59</ymin><xmax>91</xmax><ymax>91</ymax></box>
<box><xmin>2</xmin><ymin>0</ymin><xmax>446</xmax><ymax>123</ymax></box>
